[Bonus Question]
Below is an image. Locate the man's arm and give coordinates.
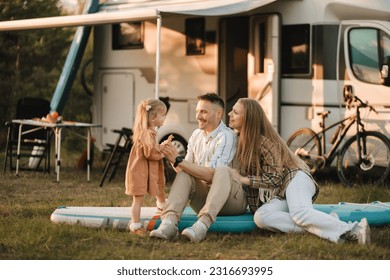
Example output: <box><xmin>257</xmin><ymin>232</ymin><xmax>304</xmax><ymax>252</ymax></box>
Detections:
<box><xmin>161</xmin><ymin>143</ymin><xmax>214</xmax><ymax>183</ymax></box>
<box><xmin>176</xmin><ymin>160</ymin><xmax>215</xmax><ymax>183</ymax></box>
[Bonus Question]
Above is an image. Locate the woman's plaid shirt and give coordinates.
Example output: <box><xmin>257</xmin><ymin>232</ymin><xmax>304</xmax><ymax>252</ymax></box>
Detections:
<box><xmin>233</xmin><ymin>136</ymin><xmax>319</xmax><ymax>213</ymax></box>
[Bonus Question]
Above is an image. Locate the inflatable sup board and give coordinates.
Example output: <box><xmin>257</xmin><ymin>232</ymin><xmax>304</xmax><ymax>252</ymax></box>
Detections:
<box><xmin>50</xmin><ymin>202</ymin><xmax>390</xmax><ymax>233</ymax></box>
<box><xmin>50</xmin><ymin>206</ymin><xmax>256</xmax><ymax>233</ymax></box>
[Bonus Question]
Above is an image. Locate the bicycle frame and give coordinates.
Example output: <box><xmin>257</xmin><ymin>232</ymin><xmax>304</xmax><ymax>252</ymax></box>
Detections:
<box><xmin>303</xmin><ymin>104</ymin><xmax>366</xmax><ymax>167</ymax></box>
<box><xmin>319</xmin><ymin>114</ymin><xmax>356</xmax><ymax>166</ymax></box>
<box><xmin>289</xmin><ymin>93</ymin><xmax>390</xmax><ymax>186</ymax></box>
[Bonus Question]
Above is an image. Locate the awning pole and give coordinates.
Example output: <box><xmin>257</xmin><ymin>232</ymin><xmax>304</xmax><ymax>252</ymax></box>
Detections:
<box><xmin>155</xmin><ymin>14</ymin><xmax>162</xmax><ymax>99</ymax></box>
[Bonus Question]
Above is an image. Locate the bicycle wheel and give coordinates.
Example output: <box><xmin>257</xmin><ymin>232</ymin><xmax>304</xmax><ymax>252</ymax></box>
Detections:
<box><xmin>287</xmin><ymin>128</ymin><xmax>322</xmax><ymax>172</ymax></box>
<box><xmin>337</xmin><ymin>131</ymin><xmax>390</xmax><ymax>186</ymax></box>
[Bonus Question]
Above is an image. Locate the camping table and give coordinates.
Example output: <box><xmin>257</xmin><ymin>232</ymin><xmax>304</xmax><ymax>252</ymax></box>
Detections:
<box><xmin>12</xmin><ymin>119</ymin><xmax>101</xmax><ymax>182</ymax></box>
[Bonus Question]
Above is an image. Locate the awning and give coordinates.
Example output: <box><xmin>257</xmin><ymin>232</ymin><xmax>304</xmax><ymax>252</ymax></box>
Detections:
<box><xmin>0</xmin><ymin>9</ymin><xmax>158</xmax><ymax>31</ymax></box>
<box><xmin>106</xmin><ymin>0</ymin><xmax>278</xmax><ymax>16</ymax></box>
<box><xmin>0</xmin><ymin>0</ymin><xmax>276</xmax><ymax>31</ymax></box>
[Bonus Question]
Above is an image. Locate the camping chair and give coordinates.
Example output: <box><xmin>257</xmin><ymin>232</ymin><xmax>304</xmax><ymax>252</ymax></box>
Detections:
<box><xmin>99</xmin><ymin>127</ymin><xmax>133</xmax><ymax>187</ymax></box>
<box><xmin>3</xmin><ymin>97</ymin><xmax>52</xmax><ymax>173</ymax></box>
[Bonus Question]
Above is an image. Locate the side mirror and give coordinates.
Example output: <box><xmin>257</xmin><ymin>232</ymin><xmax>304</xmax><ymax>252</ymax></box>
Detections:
<box><xmin>380</xmin><ymin>56</ymin><xmax>390</xmax><ymax>86</ymax></box>
<box><xmin>343</xmin><ymin>85</ymin><xmax>354</xmax><ymax>109</ymax></box>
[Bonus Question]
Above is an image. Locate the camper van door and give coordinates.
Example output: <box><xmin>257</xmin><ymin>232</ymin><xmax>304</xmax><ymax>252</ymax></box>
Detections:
<box><xmin>219</xmin><ymin>13</ymin><xmax>281</xmax><ymax>131</ymax></box>
<box><xmin>249</xmin><ymin>14</ymin><xmax>281</xmax><ymax>132</ymax></box>
<box><xmin>339</xmin><ymin>20</ymin><xmax>390</xmax><ymax>137</ymax></box>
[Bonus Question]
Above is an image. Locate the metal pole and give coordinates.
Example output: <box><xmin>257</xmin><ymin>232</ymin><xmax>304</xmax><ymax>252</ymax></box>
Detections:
<box><xmin>87</xmin><ymin>128</ymin><xmax>91</xmax><ymax>182</ymax></box>
<box><xmin>155</xmin><ymin>14</ymin><xmax>162</xmax><ymax>99</ymax></box>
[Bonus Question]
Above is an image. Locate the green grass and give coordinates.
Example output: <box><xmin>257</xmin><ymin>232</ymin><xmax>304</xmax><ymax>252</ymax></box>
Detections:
<box><xmin>0</xmin><ymin>150</ymin><xmax>389</xmax><ymax>260</ymax></box>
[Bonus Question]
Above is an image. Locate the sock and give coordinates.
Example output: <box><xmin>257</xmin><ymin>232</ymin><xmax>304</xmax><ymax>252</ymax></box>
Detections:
<box><xmin>130</xmin><ymin>222</ymin><xmax>142</xmax><ymax>231</ymax></box>
<box><xmin>156</xmin><ymin>200</ymin><xmax>166</xmax><ymax>210</ymax></box>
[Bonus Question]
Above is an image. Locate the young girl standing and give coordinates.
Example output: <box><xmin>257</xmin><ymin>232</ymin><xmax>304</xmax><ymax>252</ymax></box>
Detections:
<box><xmin>125</xmin><ymin>98</ymin><xmax>172</xmax><ymax>235</ymax></box>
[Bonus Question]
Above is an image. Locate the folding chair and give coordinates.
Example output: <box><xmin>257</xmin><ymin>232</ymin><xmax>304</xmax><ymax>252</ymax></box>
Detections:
<box><xmin>99</xmin><ymin>127</ymin><xmax>133</xmax><ymax>187</ymax></box>
<box><xmin>3</xmin><ymin>97</ymin><xmax>52</xmax><ymax>173</ymax></box>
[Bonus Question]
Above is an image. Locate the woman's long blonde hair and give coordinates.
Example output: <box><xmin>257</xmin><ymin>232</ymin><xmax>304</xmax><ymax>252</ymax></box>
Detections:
<box><xmin>132</xmin><ymin>98</ymin><xmax>167</xmax><ymax>147</ymax></box>
<box><xmin>235</xmin><ymin>98</ymin><xmax>309</xmax><ymax>175</ymax></box>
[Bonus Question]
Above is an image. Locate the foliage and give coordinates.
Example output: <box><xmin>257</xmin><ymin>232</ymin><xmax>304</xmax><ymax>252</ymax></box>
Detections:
<box><xmin>0</xmin><ymin>0</ymin><xmax>93</xmax><ymax>150</ymax></box>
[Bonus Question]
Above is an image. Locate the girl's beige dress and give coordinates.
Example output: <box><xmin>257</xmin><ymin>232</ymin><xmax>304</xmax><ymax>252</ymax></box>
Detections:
<box><xmin>125</xmin><ymin>129</ymin><xmax>165</xmax><ymax>196</ymax></box>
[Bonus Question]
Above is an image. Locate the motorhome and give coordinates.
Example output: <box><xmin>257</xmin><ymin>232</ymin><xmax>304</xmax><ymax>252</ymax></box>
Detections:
<box><xmin>1</xmin><ymin>0</ymin><xmax>390</xmax><ymax>157</ymax></box>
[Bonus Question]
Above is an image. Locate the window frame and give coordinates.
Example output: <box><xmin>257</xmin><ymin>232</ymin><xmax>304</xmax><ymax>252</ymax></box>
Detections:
<box><xmin>185</xmin><ymin>17</ymin><xmax>206</xmax><ymax>56</ymax></box>
<box><xmin>347</xmin><ymin>27</ymin><xmax>382</xmax><ymax>85</ymax></box>
<box><xmin>112</xmin><ymin>21</ymin><xmax>145</xmax><ymax>50</ymax></box>
<box><xmin>281</xmin><ymin>24</ymin><xmax>311</xmax><ymax>76</ymax></box>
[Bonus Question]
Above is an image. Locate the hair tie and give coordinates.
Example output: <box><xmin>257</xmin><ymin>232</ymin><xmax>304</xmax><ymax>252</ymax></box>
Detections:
<box><xmin>145</xmin><ymin>105</ymin><xmax>151</xmax><ymax>111</ymax></box>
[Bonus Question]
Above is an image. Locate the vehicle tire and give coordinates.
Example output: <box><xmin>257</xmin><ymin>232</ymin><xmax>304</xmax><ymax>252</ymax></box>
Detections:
<box><xmin>287</xmin><ymin>128</ymin><xmax>322</xmax><ymax>173</ymax></box>
<box><xmin>337</xmin><ymin>131</ymin><xmax>390</xmax><ymax>187</ymax></box>
<box><xmin>81</xmin><ymin>57</ymin><xmax>94</xmax><ymax>96</ymax></box>
<box><xmin>160</xmin><ymin>134</ymin><xmax>187</xmax><ymax>184</ymax></box>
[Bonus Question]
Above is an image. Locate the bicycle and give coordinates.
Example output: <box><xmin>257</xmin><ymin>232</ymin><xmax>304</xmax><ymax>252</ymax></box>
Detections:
<box><xmin>287</xmin><ymin>91</ymin><xmax>390</xmax><ymax>187</ymax></box>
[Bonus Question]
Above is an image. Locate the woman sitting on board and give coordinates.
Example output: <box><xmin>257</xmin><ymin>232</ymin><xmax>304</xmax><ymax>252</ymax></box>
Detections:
<box><xmin>223</xmin><ymin>97</ymin><xmax>371</xmax><ymax>245</ymax></box>
<box><xmin>125</xmin><ymin>99</ymin><xmax>173</xmax><ymax>235</ymax></box>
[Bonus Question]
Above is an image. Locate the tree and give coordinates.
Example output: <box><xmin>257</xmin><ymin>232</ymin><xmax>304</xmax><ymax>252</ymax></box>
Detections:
<box><xmin>0</xmin><ymin>0</ymin><xmax>73</xmax><ymax>146</ymax></box>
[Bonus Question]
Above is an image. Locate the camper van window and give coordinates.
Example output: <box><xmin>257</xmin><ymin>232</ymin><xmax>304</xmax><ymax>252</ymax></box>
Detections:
<box><xmin>186</xmin><ymin>18</ymin><xmax>205</xmax><ymax>55</ymax></box>
<box><xmin>281</xmin><ymin>24</ymin><xmax>310</xmax><ymax>75</ymax></box>
<box><xmin>349</xmin><ymin>28</ymin><xmax>382</xmax><ymax>84</ymax></box>
<box><xmin>112</xmin><ymin>22</ymin><xmax>144</xmax><ymax>50</ymax></box>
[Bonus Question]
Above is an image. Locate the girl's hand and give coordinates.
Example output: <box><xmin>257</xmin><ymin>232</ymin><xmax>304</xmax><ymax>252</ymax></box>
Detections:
<box><xmin>167</xmin><ymin>134</ymin><xmax>174</xmax><ymax>143</ymax></box>
<box><xmin>161</xmin><ymin>134</ymin><xmax>174</xmax><ymax>146</ymax></box>
<box><xmin>160</xmin><ymin>135</ymin><xmax>174</xmax><ymax>157</ymax></box>
<box><xmin>160</xmin><ymin>142</ymin><xmax>178</xmax><ymax>163</ymax></box>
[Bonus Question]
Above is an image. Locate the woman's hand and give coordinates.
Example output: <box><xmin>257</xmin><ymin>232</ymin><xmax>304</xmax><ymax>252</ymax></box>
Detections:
<box><xmin>231</xmin><ymin>169</ymin><xmax>251</xmax><ymax>185</ymax></box>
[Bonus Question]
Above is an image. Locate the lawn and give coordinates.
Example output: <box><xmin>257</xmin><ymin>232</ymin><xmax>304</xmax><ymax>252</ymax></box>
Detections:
<box><xmin>0</xmin><ymin>149</ymin><xmax>389</xmax><ymax>260</ymax></box>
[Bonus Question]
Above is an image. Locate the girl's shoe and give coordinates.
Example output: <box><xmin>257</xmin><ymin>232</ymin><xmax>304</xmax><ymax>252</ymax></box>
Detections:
<box><xmin>130</xmin><ymin>227</ymin><xmax>148</xmax><ymax>236</ymax></box>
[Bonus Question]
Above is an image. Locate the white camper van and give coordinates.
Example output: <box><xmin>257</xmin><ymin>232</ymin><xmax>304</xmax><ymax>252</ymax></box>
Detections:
<box><xmin>1</xmin><ymin>0</ymin><xmax>390</xmax><ymax>157</ymax></box>
<box><xmin>90</xmin><ymin>0</ymin><xmax>390</xmax><ymax>154</ymax></box>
